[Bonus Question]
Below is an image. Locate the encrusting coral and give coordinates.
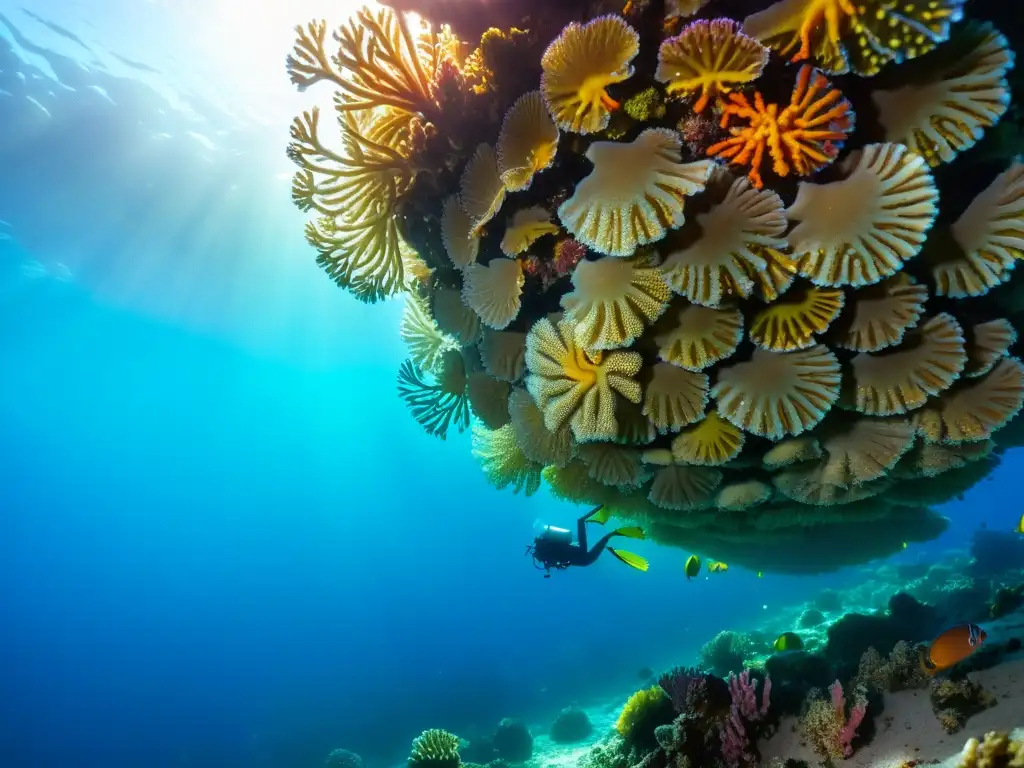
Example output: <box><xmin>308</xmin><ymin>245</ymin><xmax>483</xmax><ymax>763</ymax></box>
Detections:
<box><xmin>285</xmin><ymin>0</ymin><xmax>1024</xmax><ymax>574</ymax></box>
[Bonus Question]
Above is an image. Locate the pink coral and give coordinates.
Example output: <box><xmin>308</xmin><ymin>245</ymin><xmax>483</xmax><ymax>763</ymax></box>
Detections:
<box><xmin>719</xmin><ymin>670</ymin><xmax>771</xmax><ymax>767</ymax></box>
<box><xmin>830</xmin><ymin>681</ymin><xmax>867</xmax><ymax>757</ymax></box>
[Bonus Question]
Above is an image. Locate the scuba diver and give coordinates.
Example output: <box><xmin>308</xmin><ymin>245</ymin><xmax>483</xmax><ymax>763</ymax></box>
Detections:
<box><xmin>526</xmin><ymin>506</ymin><xmax>648</xmax><ymax>577</ymax></box>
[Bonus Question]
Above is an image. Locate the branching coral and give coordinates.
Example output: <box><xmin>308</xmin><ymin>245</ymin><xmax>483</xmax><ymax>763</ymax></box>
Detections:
<box><xmin>788</xmin><ymin>142</ymin><xmax>938</xmax><ymax>288</ymax></box>
<box><xmin>873</xmin><ymin>24</ymin><xmax>1015</xmax><ymax>167</ymax></box>
<box><xmin>561</xmin><ymin>253</ymin><xmax>671</xmax><ymax>350</ymax></box>
<box><xmin>559</xmin><ymin>129</ymin><xmax>713</xmax><ymax>257</ymax></box>
<box><xmin>524</xmin><ymin>316</ymin><xmax>643</xmax><ymax>442</ymax></box>
<box><xmin>397</xmin><ymin>352</ymin><xmax>471</xmax><ymax>439</ymax></box>
<box><xmin>655</xmin><ymin>302</ymin><xmax>744</xmax><ymax>371</ymax></box>
<box><xmin>540</xmin><ymin>15</ymin><xmax>640</xmax><ymax>135</ymax></box>
<box><xmin>472</xmin><ymin>422</ymin><xmax>543</xmax><ymax>495</ymax></box>
<box><xmin>713</xmin><ymin>346</ymin><xmax>842</xmax><ymax>439</ymax></box>
<box><xmin>661</xmin><ymin>174</ymin><xmax>790</xmax><ymax>307</ymax></box>
<box><xmin>707</xmin><ymin>64</ymin><xmax>853</xmax><ymax>190</ymax></box>
<box><xmin>742</xmin><ymin>0</ymin><xmax>967</xmax><ymax>77</ymax></box>
<box><xmin>409</xmin><ymin>728</ymin><xmax>462</xmax><ymax>768</ymax></box>
<box><xmin>655</xmin><ymin>19</ymin><xmax>768</xmax><ymax>113</ymax></box>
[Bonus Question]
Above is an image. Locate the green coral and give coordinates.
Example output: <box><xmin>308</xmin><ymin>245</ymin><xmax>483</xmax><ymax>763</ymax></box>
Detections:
<box><xmin>615</xmin><ymin>685</ymin><xmax>670</xmax><ymax>740</ymax></box>
<box><xmin>410</xmin><ymin>729</ymin><xmax>461</xmax><ymax>768</ymax></box>
<box><xmin>622</xmin><ymin>87</ymin><xmax>665</xmax><ymax>122</ymax></box>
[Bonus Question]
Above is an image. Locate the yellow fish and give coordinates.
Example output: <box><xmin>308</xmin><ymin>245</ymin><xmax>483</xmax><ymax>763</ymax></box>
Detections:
<box><xmin>1015</xmin><ymin>513</ymin><xmax>1024</xmax><ymax>534</ymax></box>
<box><xmin>757</xmin><ymin>571</ymin><xmax>763</xmax><ymax>578</ymax></box>
<box><xmin>708</xmin><ymin>561</ymin><xmax>729</xmax><ymax>573</ymax></box>
<box><xmin>901</xmin><ymin>541</ymin><xmax>908</xmax><ymax>549</ymax></box>
<box><xmin>684</xmin><ymin>555</ymin><xmax>701</xmax><ymax>579</ymax></box>
<box><xmin>773</xmin><ymin>632</ymin><xmax>804</xmax><ymax>652</ymax></box>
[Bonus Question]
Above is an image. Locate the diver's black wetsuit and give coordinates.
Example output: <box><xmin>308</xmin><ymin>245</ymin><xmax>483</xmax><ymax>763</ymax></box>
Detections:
<box><xmin>530</xmin><ymin>506</ymin><xmax>618</xmax><ymax>572</ymax></box>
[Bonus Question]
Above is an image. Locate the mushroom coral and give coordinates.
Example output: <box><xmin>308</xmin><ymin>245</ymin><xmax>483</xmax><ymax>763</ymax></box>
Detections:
<box><xmin>285</xmin><ymin>1</ymin><xmax>1024</xmax><ymax>574</ymax></box>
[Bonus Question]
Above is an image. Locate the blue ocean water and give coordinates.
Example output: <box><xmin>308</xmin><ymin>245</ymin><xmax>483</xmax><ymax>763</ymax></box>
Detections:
<box><xmin>0</xmin><ymin>3</ymin><xmax>1020</xmax><ymax>768</ymax></box>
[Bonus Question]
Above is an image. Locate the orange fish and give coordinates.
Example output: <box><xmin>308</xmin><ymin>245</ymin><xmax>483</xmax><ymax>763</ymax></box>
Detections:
<box><xmin>921</xmin><ymin>623</ymin><xmax>987</xmax><ymax>675</ymax></box>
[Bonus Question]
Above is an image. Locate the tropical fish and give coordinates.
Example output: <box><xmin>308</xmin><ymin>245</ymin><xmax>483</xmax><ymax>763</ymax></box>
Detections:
<box><xmin>1015</xmin><ymin>513</ymin><xmax>1024</xmax><ymax>534</ymax></box>
<box><xmin>757</xmin><ymin>571</ymin><xmax>763</xmax><ymax>578</ymax></box>
<box><xmin>684</xmin><ymin>555</ymin><xmax>701</xmax><ymax>579</ymax></box>
<box><xmin>773</xmin><ymin>632</ymin><xmax>803</xmax><ymax>652</ymax></box>
<box><xmin>708</xmin><ymin>561</ymin><xmax>728</xmax><ymax>573</ymax></box>
<box><xmin>901</xmin><ymin>541</ymin><xmax>908</xmax><ymax>549</ymax></box>
<box><xmin>921</xmin><ymin>623</ymin><xmax>987</xmax><ymax>675</ymax></box>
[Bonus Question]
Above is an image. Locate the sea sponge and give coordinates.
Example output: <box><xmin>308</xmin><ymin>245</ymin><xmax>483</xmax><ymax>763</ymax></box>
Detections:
<box><xmin>671</xmin><ymin>410</ymin><xmax>745</xmax><ymax>465</ymax></box>
<box><xmin>540</xmin><ymin>15</ymin><xmax>640</xmax><ymax>135</ymax></box>
<box><xmin>847</xmin><ymin>313</ymin><xmax>967</xmax><ymax>415</ymax></box>
<box><xmin>787</xmin><ymin>143</ymin><xmax>939</xmax><ymax>288</ymax></box>
<box><xmin>655</xmin><ymin>19</ymin><xmax>768</xmax><ymax>112</ymax></box>
<box><xmin>713</xmin><ymin>345</ymin><xmax>842</xmax><ymax>439</ymax></box>
<box><xmin>913</xmin><ymin>356</ymin><xmax>1024</xmax><ymax>444</ymax></box>
<box><xmin>397</xmin><ymin>351</ymin><xmax>471</xmax><ymax>440</ymax></box>
<box><xmin>472</xmin><ymin>422</ymin><xmax>542</xmax><ymax>495</ymax></box>
<box><xmin>642</xmin><ymin>363</ymin><xmax>709</xmax><ymax>434</ymax></box>
<box><xmin>402</xmin><ymin>291</ymin><xmax>458</xmax><ymax>372</ymax></box>
<box><xmin>661</xmin><ymin>174</ymin><xmax>789</xmax><ymax>307</ymax></box>
<box><xmin>524</xmin><ymin>316</ymin><xmax>643</xmax><ymax>442</ymax></box>
<box><xmin>441</xmin><ymin>195</ymin><xmax>480</xmax><ymax>269</ymax></box>
<box><xmin>873</xmin><ymin>24</ymin><xmax>1015</xmax><ymax>167</ymax></box>
<box><xmin>462</xmin><ymin>258</ymin><xmax>525</xmax><ymax>330</ymax></box>
<box><xmin>497</xmin><ymin>90</ymin><xmax>560</xmax><ymax>192</ymax></box>
<box><xmin>654</xmin><ymin>302</ymin><xmax>744</xmax><ymax>371</ymax></box>
<box><xmin>817</xmin><ymin>417</ymin><xmax>916</xmax><ymax>487</ymax></box>
<box><xmin>707</xmin><ymin>65</ymin><xmax>853</xmax><ymax>190</ymax></box>
<box><xmin>461</xmin><ymin>143</ymin><xmax>508</xmax><ymax>235</ymax></box>
<box><xmin>558</xmin><ymin>128</ymin><xmax>713</xmax><ymax>257</ymax></box>
<box><xmin>741</xmin><ymin>0</ymin><xmax>967</xmax><ymax>77</ymax></box>
<box><xmin>749</xmin><ymin>285</ymin><xmax>844</xmax><ymax>351</ymax></box>
<box><xmin>409</xmin><ymin>728</ymin><xmax>462</xmax><ymax>768</ymax></box>
<box><xmin>561</xmin><ymin>253</ymin><xmax>671</xmax><ymax>350</ymax></box>
<box><xmin>478</xmin><ymin>329</ymin><xmax>527</xmax><ymax>383</ymax></box>
<box><xmin>831</xmin><ymin>274</ymin><xmax>928</xmax><ymax>352</ymax></box>
<box><xmin>507</xmin><ymin>387</ymin><xmax>575</xmax><ymax>467</ymax></box>
<box><xmin>500</xmin><ymin>207</ymin><xmax>560</xmax><ymax>257</ymax></box>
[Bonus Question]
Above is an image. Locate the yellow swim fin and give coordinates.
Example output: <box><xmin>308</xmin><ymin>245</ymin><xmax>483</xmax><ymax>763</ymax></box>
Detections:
<box><xmin>609</xmin><ymin>548</ymin><xmax>649</xmax><ymax>572</ymax></box>
<box><xmin>587</xmin><ymin>505</ymin><xmax>612</xmax><ymax>525</ymax></box>
<box><xmin>613</xmin><ymin>526</ymin><xmax>645</xmax><ymax>540</ymax></box>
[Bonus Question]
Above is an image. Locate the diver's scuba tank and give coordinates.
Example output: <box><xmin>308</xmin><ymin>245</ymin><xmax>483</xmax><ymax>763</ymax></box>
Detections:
<box><xmin>540</xmin><ymin>525</ymin><xmax>573</xmax><ymax>545</ymax></box>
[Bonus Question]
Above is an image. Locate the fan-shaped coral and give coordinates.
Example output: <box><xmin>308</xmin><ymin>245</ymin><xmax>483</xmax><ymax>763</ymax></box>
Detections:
<box><xmin>472</xmin><ymin>422</ymin><xmax>542</xmax><ymax>495</ymax></box>
<box><xmin>461</xmin><ymin>143</ymin><xmax>508</xmax><ymax>235</ymax></box>
<box><xmin>788</xmin><ymin>143</ymin><xmax>939</xmax><ymax>288</ymax></box>
<box><xmin>741</xmin><ymin>0</ymin><xmax>967</xmax><ymax>77</ymax></box>
<box><xmin>914</xmin><ymin>357</ymin><xmax>1024</xmax><ymax>444</ymax></box>
<box><xmin>500</xmin><ymin>207</ymin><xmax>561</xmax><ymax>257</ymax></box>
<box><xmin>468</xmin><ymin>372</ymin><xmax>512</xmax><ymax>428</ymax></box>
<box><xmin>713</xmin><ymin>346</ymin><xmax>842</xmax><ymax>439</ymax></box>
<box><xmin>873</xmin><ymin>25</ymin><xmax>1015</xmax><ymax>167</ymax></box>
<box><xmin>558</xmin><ymin>129</ymin><xmax>713</xmax><ymax>257</ymax></box>
<box><xmin>642</xmin><ymin>363</ymin><xmax>709</xmax><ymax>434</ymax></box>
<box><xmin>441</xmin><ymin>195</ymin><xmax>480</xmax><ymax>269</ymax></box>
<box><xmin>655</xmin><ymin>302</ymin><xmax>744</xmax><ymax>372</ymax></box>
<box><xmin>397</xmin><ymin>352</ymin><xmax>471</xmax><ymax>440</ymax></box>
<box><xmin>525</xmin><ymin>316</ymin><xmax>643</xmax><ymax>442</ymax></box>
<box><xmin>497</xmin><ymin>90</ymin><xmax>560</xmax><ymax>191</ymax></box>
<box><xmin>508</xmin><ymin>387</ymin><xmax>575</xmax><ymax>467</ymax></box>
<box><xmin>578</xmin><ymin>443</ymin><xmax>649</xmax><ymax>488</ymax></box>
<box><xmin>462</xmin><ymin>258</ymin><xmax>525</xmax><ymax>330</ymax></box>
<box><xmin>707</xmin><ymin>65</ymin><xmax>853</xmax><ymax>190</ymax></box>
<box><xmin>929</xmin><ymin>159</ymin><xmax>1024</xmax><ymax>299</ymax></box>
<box><xmin>540</xmin><ymin>15</ymin><xmax>640</xmax><ymax>135</ymax></box>
<box><xmin>749</xmin><ymin>286</ymin><xmax>844</xmax><ymax>351</ymax></box>
<box><xmin>893</xmin><ymin>439</ymin><xmax>994</xmax><ymax>479</ymax></box>
<box><xmin>671</xmin><ymin>410</ymin><xmax>745</xmax><ymax>466</ymax></box>
<box><xmin>433</xmin><ymin>286</ymin><xmax>483</xmax><ymax>345</ymax></box>
<box><xmin>561</xmin><ymin>254</ymin><xmax>671</xmax><ymax>350</ymax></box>
<box><xmin>847</xmin><ymin>312</ymin><xmax>967</xmax><ymax>415</ymax></box>
<box><xmin>661</xmin><ymin>175</ymin><xmax>789</xmax><ymax>307</ymax></box>
<box><xmin>401</xmin><ymin>291</ymin><xmax>459</xmax><ymax>374</ymax></box>
<box><xmin>763</xmin><ymin>436</ymin><xmax>822</xmax><ymax>470</ymax></box>
<box><xmin>479</xmin><ymin>329</ymin><xmax>527</xmax><ymax>382</ymax></box>
<box><xmin>965</xmin><ymin>319</ymin><xmax>1018</xmax><ymax>378</ymax></box>
<box><xmin>817</xmin><ymin>417</ymin><xmax>916</xmax><ymax>487</ymax></box>
<box><xmin>655</xmin><ymin>20</ymin><xmax>769</xmax><ymax>113</ymax></box>
<box><xmin>774</xmin><ymin>462</ymin><xmax>892</xmax><ymax>506</ymax></box>
<box><xmin>643</xmin><ymin>450</ymin><xmax>723</xmax><ymax>510</ymax></box>
<box><xmin>831</xmin><ymin>274</ymin><xmax>928</xmax><ymax>352</ymax></box>
<box><xmin>716</xmin><ymin>480</ymin><xmax>772</xmax><ymax>511</ymax></box>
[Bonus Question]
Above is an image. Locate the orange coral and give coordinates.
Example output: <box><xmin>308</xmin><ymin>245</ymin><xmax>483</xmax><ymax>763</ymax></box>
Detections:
<box><xmin>707</xmin><ymin>64</ymin><xmax>853</xmax><ymax>190</ymax></box>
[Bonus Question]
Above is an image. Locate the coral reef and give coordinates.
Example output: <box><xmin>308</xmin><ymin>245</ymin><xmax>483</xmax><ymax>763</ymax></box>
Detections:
<box><xmin>284</xmin><ymin>0</ymin><xmax>1024</xmax><ymax>573</ymax></box>
<box><xmin>326</xmin><ymin>748</ymin><xmax>364</xmax><ymax>768</ymax></box>
<box><xmin>930</xmin><ymin>677</ymin><xmax>998</xmax><ymax>734</ymax></box>
<box><xmin>798</xmin><ymin>680</ymin><xmax>868</xmax><ymax>761</ymax></box>
<box><xmin>410</xmin><ymin>729</ymin><xmax>462</xmax><ymax>768</ymax></box>
<box><xmin>550</xmin><ymin>705</ymin><xmax>593</xmax><ymax>743</ymax></box>
<box><xmin>616</xmin><ymin>684</ymin><xmax>675</xmax><ymax>749</ymax></box>
<box><xmin>956</xmin><ymin>730</ymin><xmax>1024</xmax><ymax>767</ymax></box>
<box><xmin>492</xmin><ymin>718</ymin><xmax>533</xmax><ymax>762</ymax></box>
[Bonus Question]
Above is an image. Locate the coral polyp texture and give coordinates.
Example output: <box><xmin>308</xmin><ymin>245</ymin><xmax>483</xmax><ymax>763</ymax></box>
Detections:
<box><xmin>285</xmin><ymin>0</ymin><xmax>1024</xmax><ymax>574</ymax></box>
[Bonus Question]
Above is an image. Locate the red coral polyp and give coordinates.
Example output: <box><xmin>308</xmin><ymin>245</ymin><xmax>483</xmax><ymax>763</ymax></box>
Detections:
<box><xmin>707</xmin><ymin>65</ymin><xmax>854</xmax><ymax>189</ymax></box>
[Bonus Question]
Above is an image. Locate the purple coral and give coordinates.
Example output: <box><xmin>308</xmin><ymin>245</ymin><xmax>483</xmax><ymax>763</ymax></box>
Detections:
<box><xmin>718</xmin><ymin>670</ymin><xmax>771</xmax><ymax>768</ymax></box>
<box><xmin>659</xmin><ymin>666</ymin><xmax>704</xmax><ymax>713</ymax></box>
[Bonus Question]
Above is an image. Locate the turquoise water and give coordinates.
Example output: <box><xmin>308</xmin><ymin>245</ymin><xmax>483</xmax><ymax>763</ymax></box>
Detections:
<box><xmin>1</xmin><ymin>3</ymin><xmax>1021</xmax><ymax>768</ymax></box>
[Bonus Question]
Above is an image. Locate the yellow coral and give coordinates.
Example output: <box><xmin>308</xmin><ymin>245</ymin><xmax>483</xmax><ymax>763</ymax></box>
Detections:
<box><xmin>401</xmin><ymin>291</ymin><xmax>458</xmax><ymax>372</ymax></box>
<box><xmin>462</xmin><ymin>258</ymin><xmax>525</xmax><ymax>330</ymax></box>
<box><xmin>671</xmin><ymin>410</ymin><xmax>745</xmax><ymax>466</ymax></box>
<box><xmin>497</xmin><ymin>90</ymin><xmax>560</xmax><ymax>191</ymax></box>
<box><xmin>507</xmin><ymin>387</ymin><xmax>576</xmax><ymax>467</ymax></box>
<box><xmin>655</xmin><ymin>302</ymin><xmax>744</xmax><ymax>371</ymax></box>
<box><xmin>749</xmin><ymin>286</ymin><xmax>844</xmax><ymax>352</ymax></box>
<box><xmin>579</xmin><ymin>443</ymin><xmax>649</xmax><ymax>488</ymax></box>
<box><xmin>616</xmin><ymin>685</ymin><xmax>669</xmax><ymax>740</ymax></box>
<box><xmin>524</xmin><ymin>317</ymin><xmax>643</xmax><ymax>442</ymax></box>
<box><xmin>643</xmin><ymin>363</ymin><xmax>709</xmax><ymax>434</ymax></box>
<box><xmin>500</xmin><ymin>207</ymin><xmax>561</xmax><ymax>257</ymax></box>
<box><xmin>472</xmin><ymin>422</ymin><xmax>543</xmax><ymax>495</ymax></box>
<box><xmin>461</xmin><ymin>144</ymin><xmax>508</xmax><ymax>235</ymax></box>
<box><xmin>397</xmin><ymin>351</ymin><xmax>471</xmax><ymax>439</ymax></box>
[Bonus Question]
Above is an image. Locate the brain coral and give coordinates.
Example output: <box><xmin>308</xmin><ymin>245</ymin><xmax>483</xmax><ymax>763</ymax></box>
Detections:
<box><xmin>286</xmin><ymin>0</ymin><xmax>1024</xmax><ymax>574</ymax></box>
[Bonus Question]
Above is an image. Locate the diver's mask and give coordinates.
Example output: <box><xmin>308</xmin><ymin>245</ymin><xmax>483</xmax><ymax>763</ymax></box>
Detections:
<box><xmin>526</xmin><ymin>525</ymin><xmax>574</xmax><ymax>576</ymax></box>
